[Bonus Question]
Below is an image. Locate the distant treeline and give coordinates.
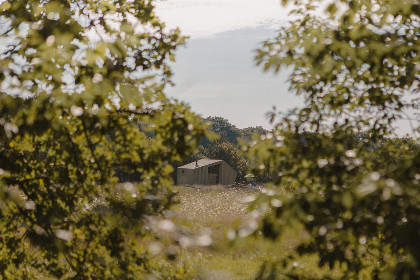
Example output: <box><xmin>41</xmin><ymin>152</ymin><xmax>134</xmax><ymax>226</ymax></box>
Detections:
<box><xmin>172</xmin><ymin>116</ymin><xmax>269</xmax><ymax>183</ymax></box>
<box><xmin>116</xmin><ymin>116</ymin><xmax>268</xmax><ymax>183</ymax></box>
<box><xmin>120</xmin><ymin>117</ymin><xmax>420</xmax><ymax>185</ymax></box>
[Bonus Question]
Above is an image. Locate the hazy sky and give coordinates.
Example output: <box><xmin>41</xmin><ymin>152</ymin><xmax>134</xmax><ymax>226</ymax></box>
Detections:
<box><xmin>155</xmin><ymin>0</ymin><xmax>301</xmax><ymax>129</ymax></box>
<box><xmin>2</xmin><ymin>0</ymin><xmax>413</xmax><ymax>134</ymax></box>
<box><xmin>155</xmin><ymin>0</ymin><xmax>290</xmax><ymax>38</ymax></box>
<box><xmin>155</xmin><ymin>0</ymin><xmax>416</xmax><ymax>135</ymax></box>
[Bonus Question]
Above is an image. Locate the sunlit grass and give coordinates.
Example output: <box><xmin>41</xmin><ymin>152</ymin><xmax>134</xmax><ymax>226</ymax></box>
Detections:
<box><xmin>170</xmin><ymin>185</ymin><xmax>265</xmax><ymax>279</ymax></box>
<box><xmin>165</xmin><ymin>185</ymin><xmax>345</xmax><ymax>279</ymax></box>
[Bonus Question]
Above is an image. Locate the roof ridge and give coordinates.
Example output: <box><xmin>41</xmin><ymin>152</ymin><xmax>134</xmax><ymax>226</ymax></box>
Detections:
<box><xmin>178</xmin><ymin>159</ymin><xmax>222</xmax><ymax>169</ymax></box>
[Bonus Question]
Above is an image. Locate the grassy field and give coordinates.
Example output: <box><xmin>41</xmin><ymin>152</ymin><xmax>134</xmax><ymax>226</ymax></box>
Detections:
<box><xmin>170</xmin><ymin>185</ymin><xmax>266</xmax><ymax>280</ymax></box>
<box><xmin>154</xmin><ymin>185</ymin><xmax>344</xmax><ymax>280</ymax></box>
<box><xmin>150</xmin><ymin>185</ymin><xmax>299</xmax><ymax>280</ymax></box>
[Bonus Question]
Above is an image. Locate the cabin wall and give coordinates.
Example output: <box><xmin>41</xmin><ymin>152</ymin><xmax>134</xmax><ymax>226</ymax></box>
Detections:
<box><xmin>195</xmin><ymin>166</ymin><xmax>209</xmax><ymax>185</ymax></box>
<box><xmin>219</xmin><ymin>161</ymin><xmax>237</xmax><ymax>185</ymax></box>
<box><xmin>177</xmin><ymin>166</ymin><xmax>209</xmax><ymax>185</ymax></box>
<box><xmin>177</xmin><ymin>161</ymin><xmax>237</xmax><ymax>185</ymax></box>
<box><xmin>177</xmin><ymin>168</ymin><xmax>196</xmax><ymax>185</ymax></box>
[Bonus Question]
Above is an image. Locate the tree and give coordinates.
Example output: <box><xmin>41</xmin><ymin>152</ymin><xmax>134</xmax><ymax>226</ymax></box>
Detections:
<box><xmin>239</xmin><ymin>126</ymin><xmax>268</xmax><ymax>143</ymax></box>
<box><xmin>197</xmin><ymin>118</ymin><xmax>267</xmax><ymax>182</ymax></box>
<box><xmin>201</xmin><ymin>116</ymin><xmax>241</xmax><ymax>148</ymax></box>
<box><xmin>199</xmin><ymin>141</ymin><xmax>247</xmax><ymax>181</ymax></box>
<box><xmin>191</xmin><ymin>116</ymin><xmax>246</xmax><ymax>181</ymax></box>
<box><xmin>0</xmin><ymin>0</ymin><xmax>206</xmax><ymax>279</ymax></box>
<box><xmin>247</xmin><ymin>0</ymin><xmax>420</xmax><ymax>279</ymax></box>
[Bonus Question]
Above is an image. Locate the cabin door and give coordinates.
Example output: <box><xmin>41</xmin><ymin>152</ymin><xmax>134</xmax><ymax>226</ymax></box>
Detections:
<box><xmin>207</xmin><ymin>165</ymin><xmax>220</xmax><ymax>185</ymax></box>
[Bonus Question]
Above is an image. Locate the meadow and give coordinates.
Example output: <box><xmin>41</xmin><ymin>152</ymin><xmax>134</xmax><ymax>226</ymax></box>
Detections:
<box><xmin>161</xmin><ymin>185</ymin><xmax>340</xmax><ymax>280</ymax></box>
<box><xmin>169</xmin><ymin>185</ymin><xmax>266</xmax><ymax>279</ymax></box>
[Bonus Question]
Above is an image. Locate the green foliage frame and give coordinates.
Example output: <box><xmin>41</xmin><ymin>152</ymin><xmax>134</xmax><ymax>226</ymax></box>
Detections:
<box><xmin>249</xmin><ymin>0</ymin><xmax>420</xmax><ymax>279</ymax></box>
<box><xmin>0</xmin><ymin>0</ymin><xmax>206</xmax><ymax>278</ymax></box>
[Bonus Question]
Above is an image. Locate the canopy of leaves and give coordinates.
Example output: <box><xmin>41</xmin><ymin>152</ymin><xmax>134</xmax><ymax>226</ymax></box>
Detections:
<box><xmin>249</xmin><ymin>0</ymin><xmax>420</xmax><ymax>279</ymax></box>
<box><xmin>198</xmin><ymin>141</ymin><xmax>247</xmax><ymax>181</ymax></box>
<box><xmin>0</xmin><ymin>0</ymin><xmax>206</xmax><ymax>278</ymax></box>
<box><xmin>199</xmin><ymin>117</ymin><xmax>269</xmax><ymax>181</ymax></box>
<box><xmin>172</xmin><ymin>116</ymin><xmax>268</xmax><ymax>182</ymax></box>
<box><xmin>200</xmin><ymin>116</ymin><xmax>241</xmax><ymax>148</ymax></box>
<box><xmin>239</xmin><ymin>126</ymin><xmax>269</xmax><ymax>143</ymax></box>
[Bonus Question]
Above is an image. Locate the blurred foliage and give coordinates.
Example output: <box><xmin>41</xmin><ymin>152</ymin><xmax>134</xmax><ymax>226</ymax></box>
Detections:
<box><xmin>249</xmin><ymin>0</ymin><xmax>420</xmax><ymax>279</ymax></box>
<box><xmin>200</xmin><ymin>116</ymin><xmax>241</xmax><ymax>148</ymax></box>
<box><xmin>0</xmin><ymin>0</ymin><xmax>207</xmax><ymax>279</ymax></box>
<box><xmin>240</xmin><ymin>126</ymin><xmax>269</xmax><ymax>143</ymax></box>
<box><xmin>201</xmin><ymin>116</ymin><xmax>268</xmax><ymax>146</ymax></box>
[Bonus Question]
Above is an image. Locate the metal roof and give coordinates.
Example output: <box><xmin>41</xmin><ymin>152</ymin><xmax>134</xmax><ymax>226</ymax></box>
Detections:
<box><xmin>178</xmin><ymin>159</ymin><xmax>222</xmax><ymax>169</ymax></box>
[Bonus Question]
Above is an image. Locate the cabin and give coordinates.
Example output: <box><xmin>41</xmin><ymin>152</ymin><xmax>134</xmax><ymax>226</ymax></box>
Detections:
<box><xmin>177</xmin><ymin>159</ymin><xmax>237</xmax><ymax>185</ymax></box>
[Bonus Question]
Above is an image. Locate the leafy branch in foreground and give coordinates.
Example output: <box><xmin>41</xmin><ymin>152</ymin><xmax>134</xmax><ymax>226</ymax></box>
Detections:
<box><xmin>248</xmin><ymin>1</ymin><xmax>420</xmax><ymax>279</ymax></box>
<box><xmin>0</xmin><ymin>0</ymin><xmax>206</xmax><ymax>279</ymax></box>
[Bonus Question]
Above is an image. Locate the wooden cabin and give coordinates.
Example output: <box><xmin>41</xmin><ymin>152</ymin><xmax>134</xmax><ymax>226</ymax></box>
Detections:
<box><xmin>177</xmin><ymin>159</ymin><xmax>237</xmax><ymax>185</ymax></box>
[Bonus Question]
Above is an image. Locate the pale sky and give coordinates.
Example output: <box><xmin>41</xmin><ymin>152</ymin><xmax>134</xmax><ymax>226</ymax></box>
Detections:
<box><xmin>155</xmin><ymin>0</ymin><xmax>416</xmax><ymax>135</ymax></box>
<box><xmin>155</xmin><ymin>0</ymin><xmax>290</xmax><ymax>38</ymax></box>
<box><xmin>1</xmin><ymin>0</ymin><xmax>415</xmax><ymax>135</ymax></box>
<box><xmin>155</xmin><ymin>0</ymin><xmax>301</xmax><ymax>129</ymax></box>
